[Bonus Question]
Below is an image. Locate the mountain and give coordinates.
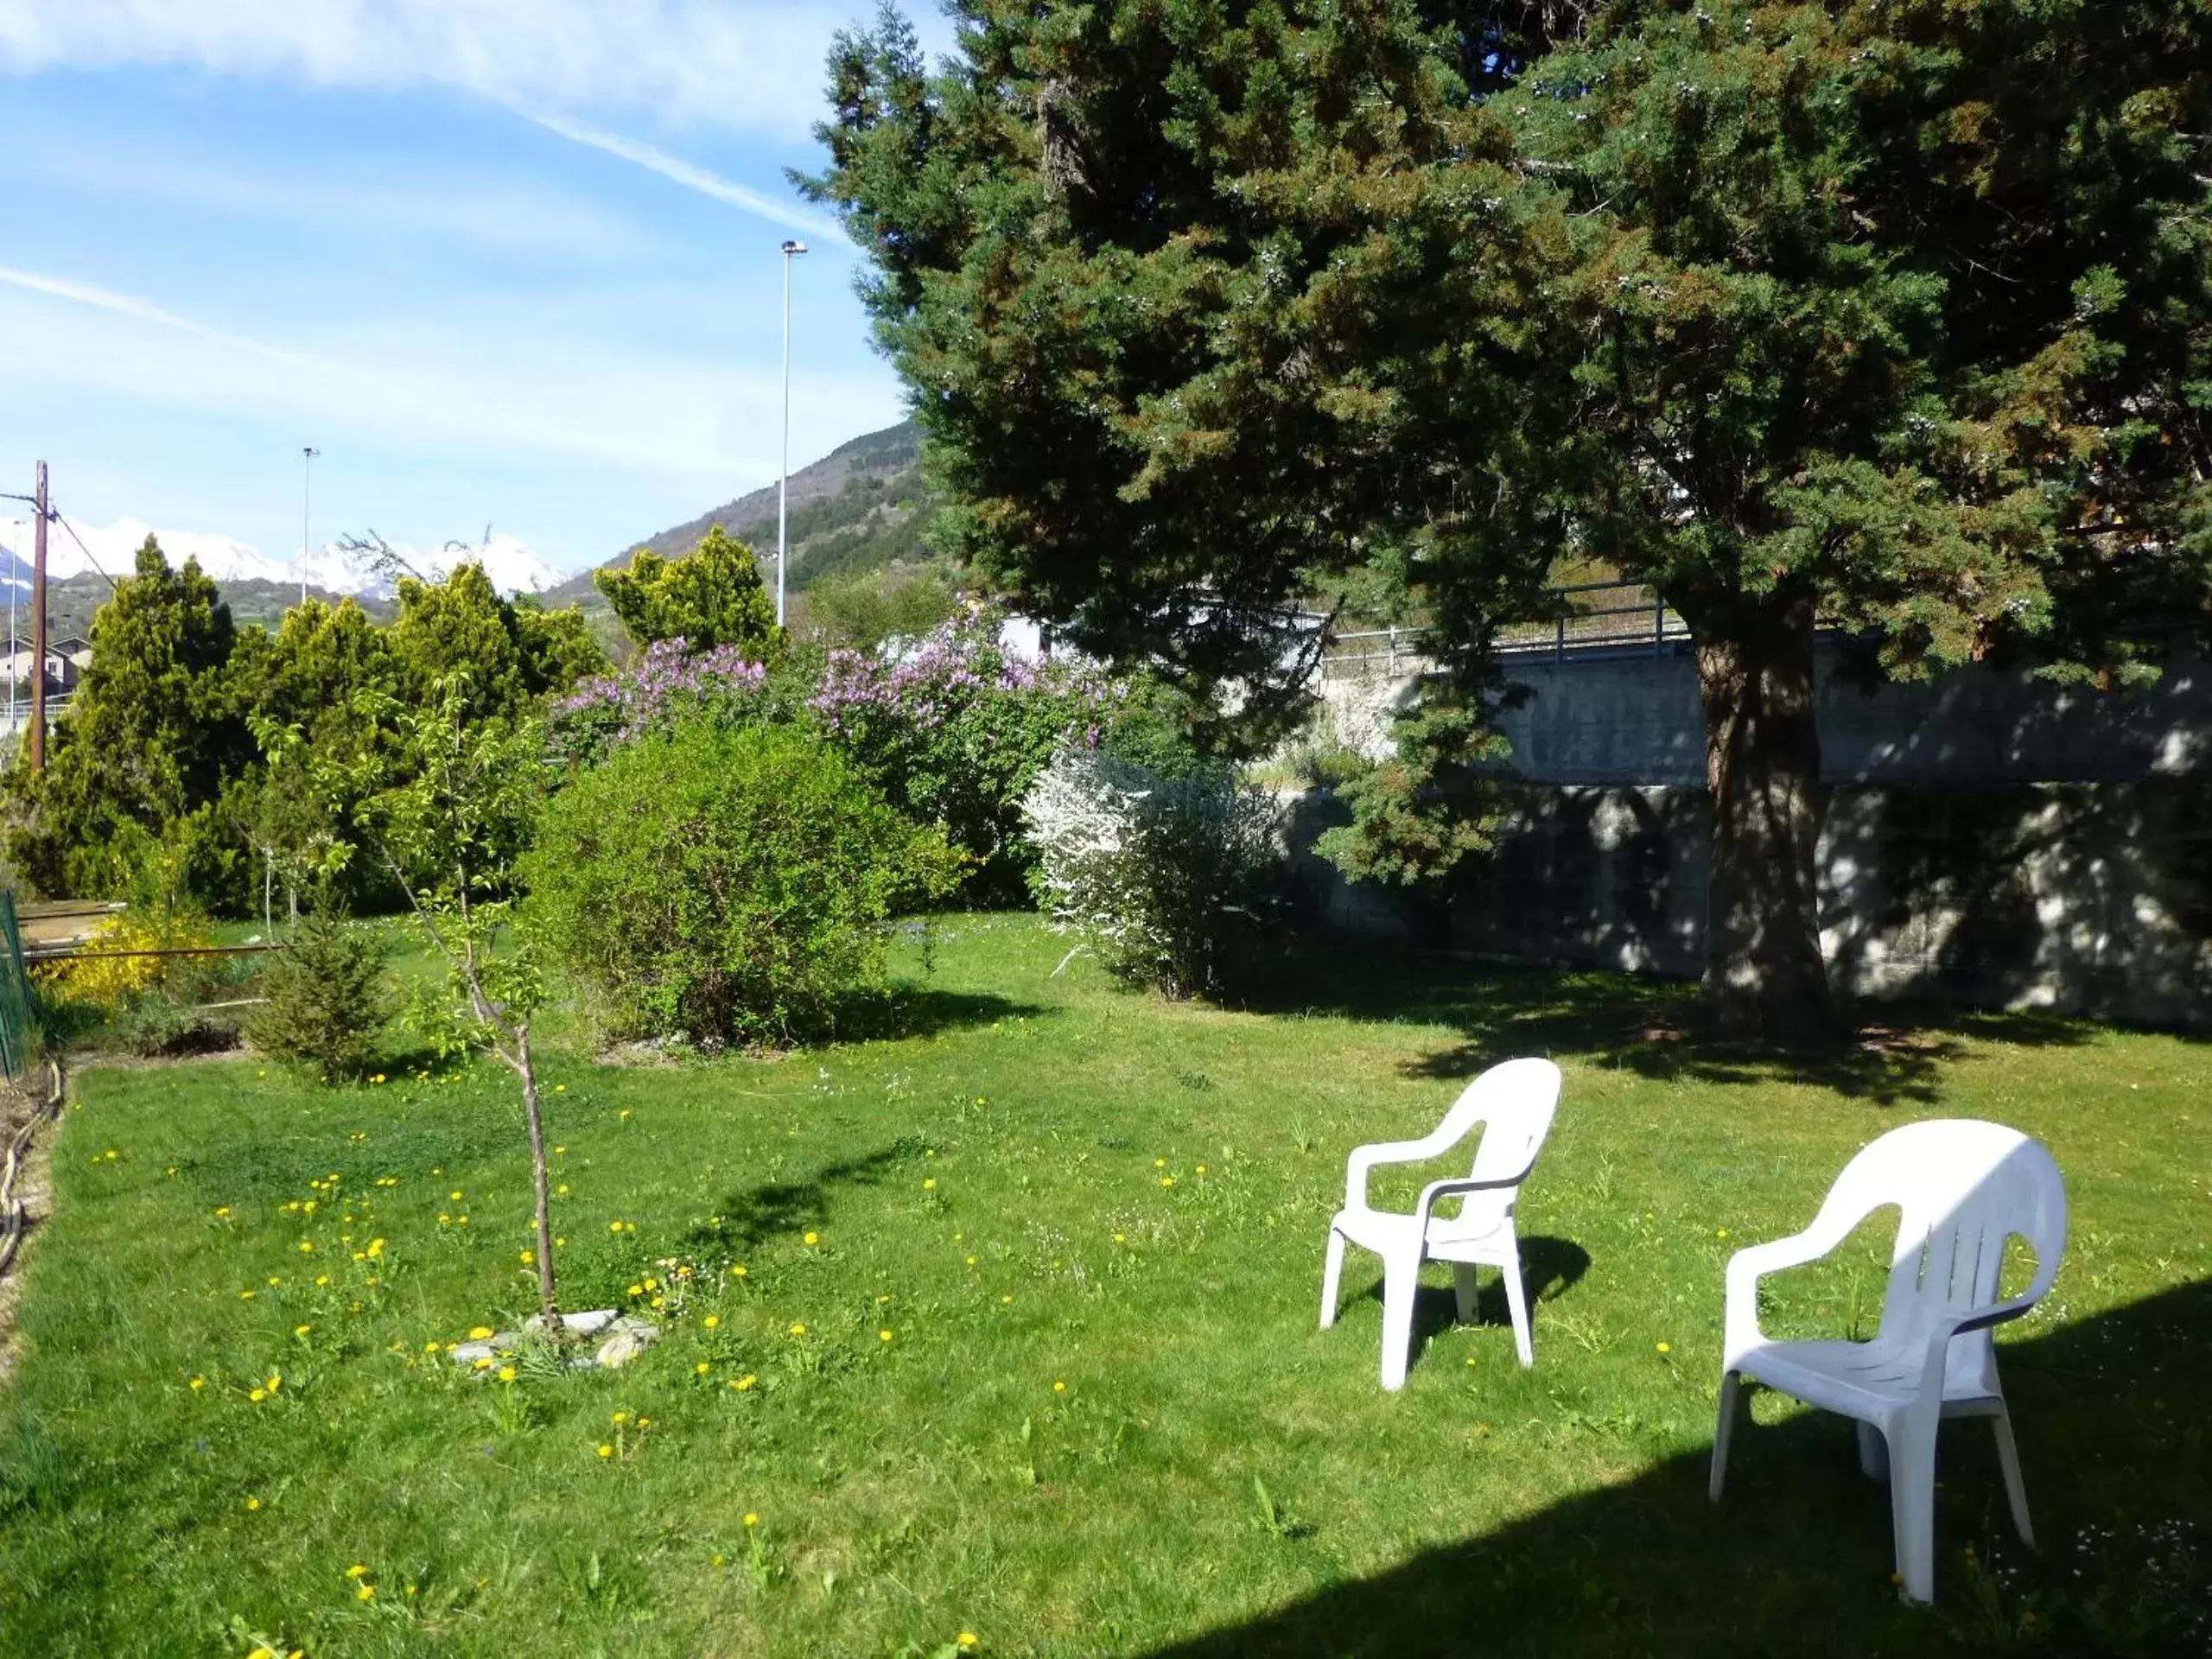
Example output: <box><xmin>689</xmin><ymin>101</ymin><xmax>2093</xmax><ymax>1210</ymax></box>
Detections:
<box><xmin>544</xmin><ymin>419</ymin><xmax>934</xmax><ymax>608</ymax></box>
<box><xmin>0</xmin><ymin>518</ymin><xmax>564</xmax><ymax>639</ymax></box>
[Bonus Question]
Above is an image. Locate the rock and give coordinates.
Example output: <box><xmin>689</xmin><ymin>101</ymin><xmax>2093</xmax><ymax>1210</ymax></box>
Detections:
<box><xmin>524</xmin><ymin>1307</ymin><xmax>619</xmax><ymax>1338</ymax></box>
<box><xmin>593</xmin><ymin>1316</ymin><xmax>660</xmax><ymax>1370</ymax></box>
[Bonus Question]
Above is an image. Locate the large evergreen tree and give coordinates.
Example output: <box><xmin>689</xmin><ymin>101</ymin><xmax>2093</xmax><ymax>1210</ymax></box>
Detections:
<box><xmin>7</xmin><ymin>538</ymin><xmax>251</xmax><ymax>897</ymax></box>
<box><xmin>807</xmin><ymin>0</ymin><xmax>2212</xmax><ymax>1046</ymax></box>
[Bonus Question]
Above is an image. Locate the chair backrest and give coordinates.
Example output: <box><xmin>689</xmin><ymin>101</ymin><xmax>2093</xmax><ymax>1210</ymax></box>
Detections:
<box><xmin>1814</xmin><ymin>1119</ymin><xmax>2069</xmax><ymax>1357</ymax></box>
<box><xmin>1437</xmin><ymin>1058</ymin><xmax>1562</xmax><ymax>1227</ymax></box>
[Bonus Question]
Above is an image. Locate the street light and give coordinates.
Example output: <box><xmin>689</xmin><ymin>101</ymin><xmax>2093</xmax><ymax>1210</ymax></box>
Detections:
<box><xmin>777</xmin><ymin>238</ymin><xmax>809</xmax><ymax>628</ymax></box>
<box><xmin>301</xmin><ymin>446</ymin><xmax>320</xmax><ymax>607</ymax></box>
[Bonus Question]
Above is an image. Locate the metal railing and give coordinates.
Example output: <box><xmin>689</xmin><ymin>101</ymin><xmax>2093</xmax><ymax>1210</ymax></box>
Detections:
<box><xmin>1321</xmin><ymin>579</ymin><xmax>1692</xmax><ymax>679</ymax></box>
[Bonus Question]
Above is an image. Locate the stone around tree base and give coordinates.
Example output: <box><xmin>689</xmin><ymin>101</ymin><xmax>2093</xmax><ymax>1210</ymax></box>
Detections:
<box><xmin>448</xmin><ymin>1309</ymin><xmax>660</xmax><ymax>1371</ymax></box>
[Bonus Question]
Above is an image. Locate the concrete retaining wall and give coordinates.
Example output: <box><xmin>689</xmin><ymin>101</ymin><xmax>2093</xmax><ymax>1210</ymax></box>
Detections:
<box><xmin>1287</xmin><ymin>780</ymin><xmax>2212</xmax><ymax>1028</ymax></box>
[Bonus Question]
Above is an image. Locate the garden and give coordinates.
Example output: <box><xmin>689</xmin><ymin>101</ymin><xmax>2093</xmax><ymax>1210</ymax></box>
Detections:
<box><xmin>2</xmin><ymin>919</ymin><xmax>2208</xmax><ymax>1656</ymax></box>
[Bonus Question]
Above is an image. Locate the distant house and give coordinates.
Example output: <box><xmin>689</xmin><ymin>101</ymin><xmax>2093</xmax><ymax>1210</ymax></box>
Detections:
<box><xmin>0</xmin><ymin>638</ymin><xmax>80</xmax><ymax>697</ymax></box>
<box><xmin>54</xmin><ymin>635</ymin><xmax>92</xmax><ymax>671</ymax></box>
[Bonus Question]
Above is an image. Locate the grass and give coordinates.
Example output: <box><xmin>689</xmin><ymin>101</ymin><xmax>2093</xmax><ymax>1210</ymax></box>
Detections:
<box><xmin>1</xmin><ymin>913</ymin><xmax>2207</xmax><ymax>1656</ymax></box>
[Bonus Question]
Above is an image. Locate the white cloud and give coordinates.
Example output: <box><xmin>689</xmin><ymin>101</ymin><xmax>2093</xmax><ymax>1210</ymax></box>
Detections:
<box><xmin>0</xmin><ymin>264</ymin><xmax>305</xmax><ymax>363</ymax></box>
<box><xmin>523</xmin><ymin>111</ymin><xmax>848</xmax><ymax>245</ymax></box>
<box><xmin>0</xmin><ymin>0</ymin><xmax>877</xmax><ymax>141</ymax></box>
<box><xmin>0</xmin><ymin>263</ymin><xmax>906</xmax><ymax>486</ymax></box>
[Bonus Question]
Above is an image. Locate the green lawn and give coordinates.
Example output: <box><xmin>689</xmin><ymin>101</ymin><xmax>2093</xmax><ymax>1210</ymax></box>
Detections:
<box><xmin>2</xmin><ymin>914</ymin><xmax>2207</xmax><ymax>1656</ymax></box>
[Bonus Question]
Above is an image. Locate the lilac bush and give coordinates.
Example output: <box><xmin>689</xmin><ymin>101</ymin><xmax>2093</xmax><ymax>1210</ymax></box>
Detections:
<box><xmin>550</xmin><ymin>639</ymin><xmax>768</xmax><ymax>765</ymax></box>
<box><xmin>810</xmin><ymin>601</ymin><xmax>1123</xmax><ymax>903</ymax></box>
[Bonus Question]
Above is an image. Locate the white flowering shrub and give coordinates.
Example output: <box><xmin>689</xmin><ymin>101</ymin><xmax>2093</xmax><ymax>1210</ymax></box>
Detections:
<box><xmin>1022</xmin><ymin>747</ymin><xmax>1282</xmax><ymax>997</ymax></box>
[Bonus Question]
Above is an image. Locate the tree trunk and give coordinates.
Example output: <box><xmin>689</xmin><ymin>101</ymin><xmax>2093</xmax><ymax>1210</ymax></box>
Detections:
<box><xmin>516</xmin><ymin>1029</ymin><xmax>562</xmax><ymax>1332</ymax></box>
<box><xmin>1686</xmin><ymin>585</ymin><xmax>1842</xmax><ymax>1050</ymax></box>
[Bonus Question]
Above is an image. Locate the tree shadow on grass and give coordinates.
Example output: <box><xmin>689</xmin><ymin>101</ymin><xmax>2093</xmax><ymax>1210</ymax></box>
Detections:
<box><xmin>1229</xmin><ymin>939</ymin><xmax>2097</xmax><ymax>1107</ymax></box>
<box><xmin>1143</xmin><ymin>1279</ymin><xmax>2212</xmax><ymax>1658</ymax></box>
<box><xmin>681</xmin><ymin>1143</ymin><xmax>914</xmax><ymax>1255</ymax></box>
<box><xmin>830</xmin><ymin>986</ymin><xmax>1049</xmax><ymax>1045</ymax></box>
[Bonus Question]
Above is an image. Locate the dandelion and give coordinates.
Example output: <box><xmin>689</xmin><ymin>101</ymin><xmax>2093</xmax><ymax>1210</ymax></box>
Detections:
<box><xmin>1053</xmin><ymin>1380</ymin><xmax>1067</xmax><ymax>1393</ymax></box>
<box><xmin>474</xmin><ymin>1357</ymin><xmax>493</xmax><ymax>1371</ymax></box>
<box><xmin>239</xmin><ymin>1290</ymin><xmax>256</xmax><ymax>1300</ymax></box>
<box><xmin>450</xmin><ymin>1191</ymin><xmax>463</xmax><ymax>1202</ymax></box>
<box><xmin>736</xmin><ymin>1374</ymin><xmax>758</xmax><ymax>1391</ymax></box>
<box><xmin>789</xmin><ymin>1323</ymin><xmax>807</xmax><ymax>1337</ymax></box>
<box><xmin>1154</xmin><ymin>1159</ymin><xmax>1166</xmax><ymax>1169</ymax></box>
<box><xmin>744</xmin><ymin>1512</ymin><xmax>760</xmax><ymax>1528</ymax></box>
<box><xmin>1112</xmin><ymin>1234</ymin><xmax>1125</xmax><ymax>1245</ymax></box>
<box><xmin>923</xmin><ymin>1178</ymin><xmax>937</xmax><ymax>1191</ymax></box>
<box><xmin>468</xmin><ymin>1326</ymin><xmax>494</xmax><ymax>1341</ymax></box>
<box><xmin>597</xmin><ymin>1444</ymin><xmax>613</xmax><ymax>1459</ymax></box>
<box><xmin>556</xmin><ymin>1185</ymin><xmax>569</xmax><ymax>1197</ymax></box>
<box><xmin>295</xmin><ymin>1324</ymin><xmax>312</xmax><ymax>1338</ymax></box>
<box><xmin>356</xmin><ymin>1584</ymin><xmax>375</xmax><ymax>1601</ymax></box>
<box><xmin>627</xmin><ymin>1284</ymin><xmax>644</xmax><ymax>1298</ymax></box>
<box><xmin>803</xmin><ymin>1231</ymin><xmax>819</xmax><ymax>1246</ymax></box>
<box><xmin>371</xmin><ymin>1074</ymin><xmax>386</xmax><ymax>1085</ymax></box>
<box><xmin>249</xmin><ymin>1389</ymin><xmax>268</xmax><ymax>1403</ymax></box>
<box><xmin>266</xmin><ymin>1274</ymin><xmax>282</xmax><ymax>1287</ymax></box>
<box><xmin>555</xmin><ymin>1084</ymin><xmax>566</xmax><ymax>1093</ymax></box>
<box><xmin>1160</xmin><ymin>1177</ymin><xmax>1175</xmax><ymax>1188</ymax></box>
<box><xmin>1716</xmin><ymin>1227</ymin><xmax>1729</xmax><ymax>1238</ymax></box>
<box><xmin>1001</xmin><ymin>1294</ymin><xmax>1013</xmax><ymax>1305</ymax></box>
<box><xmin>620</xmin><ymin>1109</ymin><xmax>632</xmax><ymax>1120</ymax></box>
<box><xmin>189</xmin><ymin>1376</ymin><xmax>205</xmax><ymax>1390</ymax></box>
<box><xmin>297</xmin><ymin>1241</ymin><xmax>315</xmax><ymax>1254</ymax></box>
<box><xmin>245</xmin><ymin>1495</ymin><xmax>262</xmax><ymax>1510</ymax></box>
<box><xmin>346</xmin><ymin>1564</ymin><xmax>370</xmax><ymax>1580</ymax></box>
<box><xmin>213</xmin><ymin>1206</ymin><xmax>232</xmax><ymax>1219</ymax></box>
<box><xmin>1196</xmin><ymin>1164</ymin><xmax>1208</xmax><ymax>1175</ymax></box>
<box><xmin>1656</xmin><ymin>1342</ymin><xmax>1672</xmax><ymax>1355</ymax></box>
<box><xmin>609</xmin><ymin>1221</ymin><xmax>625</xmax><ymax>1235</ymax></box>
<box><xmin>365</xmin><ymin>1238</ymin><xmax>384</xmax><ymax>1258</ymax></box>
<box><xmin>315</xmin><ymin>1274</ymin><xmax>330</xmax><ymax>1287</ymax></box>
<box><xmin>267</xmin><ymin>1374</ymin><xmax>282</xmax><ymax>1392</ymax></box>
<box><xmin>967</xmin><ymin>1255</ymin><xmax>979</xmax><ymax>1266</ymax></box>
<box><xmin>958</xmin><ymin>1634</ymin><xmax>979</xmax><ymax>1651</ymax></box>
<box><xmin>499</xmin><ymin>1366</ymin><xmax>518</xmax><ymax>1382</ymax></box>
<box><xmin>696</xmin><ymin>1362</ymin><xmax>711</xmax><ymax>1376</ymax></box>
<box><xmin>520</xmin><ymin>1250</ymin><xmax>535</xmax><ymax>1267</ymax></box>
<box><xmin>730</xmin><ymin>1265</ymin><xmax>747</xmax><ymax>1279</ymax></box>
<box><xmin>880</xmin><ymin>1330</ymin><xmax>894</xmax><ymax>1343</ymax></box>
<box><xmin>554</xmin><ymin>1147</ymin><xmax>564</xmax><ymax>1156</ymax></box>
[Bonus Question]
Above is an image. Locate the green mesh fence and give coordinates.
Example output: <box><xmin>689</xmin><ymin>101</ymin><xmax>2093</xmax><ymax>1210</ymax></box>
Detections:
<box><xmin>0</xmin><ymin>893</ymin><xmax>37</xmax><ymax>1081</ymax></box>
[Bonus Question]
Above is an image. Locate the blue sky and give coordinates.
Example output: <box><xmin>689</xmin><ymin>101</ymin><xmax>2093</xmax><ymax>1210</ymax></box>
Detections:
<box><xmin>0</xmin><ymin>2</ymin><xmax>950</xmax><ymax>578</ymax></box>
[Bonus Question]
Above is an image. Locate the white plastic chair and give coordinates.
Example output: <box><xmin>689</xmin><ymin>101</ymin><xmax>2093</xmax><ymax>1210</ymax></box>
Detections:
<box><xmin>1320</xmin><ymin>1058</ymin><xmax>1562</xmax><ymax>1389</ymax></box>
<box><xmin>1709</xmin><ymin>1119</ymin><xmax>2069</xmax><ymax>1604</ymax></box>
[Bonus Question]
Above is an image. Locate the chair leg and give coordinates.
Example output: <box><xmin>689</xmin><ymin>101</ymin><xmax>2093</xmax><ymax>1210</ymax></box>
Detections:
<box><xmin>1885</xmin><ymin>1420</ymin><xmax>1939</xmax><ymax>1605</ymax></box>
<box><xmin>1451</xmin><ymin>1262</ymin><xmax>1480</xmax><ymax>1324</ymax></box>
<box><xmin>1319</xmin><ymin>1230</ymin><xmax>1347</xmax><ymax>1332</ymax></box>
<box><xmin>1858</xmin><ymin>1421</ymin><xmax>1891</xmax><ymax>1482</ymax></box>
<box><xmin>1379</xmin><ymin>1254</ymin><xmax>1419</xmax><ymax>1391</ymax></box>
<box><xmin>1501</xmin><ymin>1245</ymin><xmax>1535</xmax><ymax>1369</ymax></box>
<box><xmin>1709</xmin><ymin>1370</ymin><xmax>1741</xmax><ymax>1502</ymax></box>
<box><xmin>1989</xmin><ymin>1408</ymin><xmax>2035</xmax><ymax>1548</ymax></box>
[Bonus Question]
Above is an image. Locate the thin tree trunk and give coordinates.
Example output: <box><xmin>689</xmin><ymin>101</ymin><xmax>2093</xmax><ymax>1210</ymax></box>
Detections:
<box><xmin>1685</xmin><ymin>584</ymin><xmax>1841</xmax><ymax>1050</ymax></box>
<box><xmin>515</xmin><ymin>1027</ymin><xmax>562</xmax><ymax>1332</ymax></box>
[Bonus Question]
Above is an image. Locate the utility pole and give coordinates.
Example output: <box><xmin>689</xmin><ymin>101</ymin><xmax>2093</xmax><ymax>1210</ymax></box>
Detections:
<box><xmin>301</xmin><ymin>446</ymin><xmax>320</xmax><ymax>607</ymax></box>
<box><xmin>777</xmin><ymin>238</ymin><xmax>809</xmax><ymax>628</ymax></box>
<box><xmin>29</xmin><ymin>461</ymin><xmax>47</xmax><ymax>772</ymax></box>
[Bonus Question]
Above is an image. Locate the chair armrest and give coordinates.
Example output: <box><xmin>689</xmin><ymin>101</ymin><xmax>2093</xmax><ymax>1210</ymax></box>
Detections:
<box><xmin>1910</xmin><ymin>1293</ymin><xmax>2048</xmax><ymax>1393</ymax></box>
<box><xmin>1722</xmin><ymin>1233</ymin><xmax>1833</xmax><ymax>1363</ymax></box>
<box><xmin>1415</xmin><ymin>1173</ymin><xmax>1529</xmax><ymax>1230</ymax></box>
<box><xmin>1344</xmin><ymin>1135</ymin><xmax>1457</xmax><ymax>1210</ymax></box>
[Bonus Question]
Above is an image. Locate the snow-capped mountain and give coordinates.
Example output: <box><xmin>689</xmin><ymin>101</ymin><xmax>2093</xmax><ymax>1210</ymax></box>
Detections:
<box><xmin>0</xmin><ymin>517</ymin><xmax>565</xmax><ymax>601</ymax></box>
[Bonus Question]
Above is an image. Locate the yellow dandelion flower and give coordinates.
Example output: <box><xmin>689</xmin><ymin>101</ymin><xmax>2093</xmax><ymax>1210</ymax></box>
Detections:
<box><xmin>922</xmin><ymin>1178</ymin><xmax>937</xmax><ymax>1191</ymax></box>
<box><xmin>803</xmin><ymin>1231</ymin><xmax>819</xmax><ymax>1245</ymax></box>
<box><xmin>315</xmin><ymin>1274</ymin><xmax>330</xmax><ymax>1287</ymax></box>
<box><xmin>1160</xmin><ymin>1177</ymin><xmax>1175</xmax><ymax>1188</ymax></box>
<box><xmin>609</xmin><ymin>1221</ymin><xmax>624</xmax><ymax>1235</ymax></box>
<box><xmin>730</xmin><ymin>1265</ymin><xmax>747</xmax><ymax>1278</ymax></box>
<box><xmin>597</xmin><ymin>1444</ymin><xmax>613</xmax><ymax>1459</ymax></box>
<box><xmin>499</xmin><ymin>1365</ymin><xmax>518</xmax><ymax>1382</ymax></box>
<box><xmin>702</xmin><ymin>1313</ymin><xmax>721</xmax><ymax>1329</ymax></box>
<box><xmin>266</xmin><ymin>1374</ymin><xmax>281</xmax><ymax>1391</ymax></box>
<box><xmin>880</xmin><ymin>1330</ymin><xmax>894</xmax><ymax>1343</ymax></box>
<box><xmin>1154</xmin><ymin>1159</ymin><xmax>1166</xmax><ymax>1168</ymax></box>
<box><xmin>1053</xmin><ymin>1380</ymin><xmax>1066</xmax><ymax>1393</ymax></box>
<box><xmin>620</xmin><ymin>1108</ymin><xmax>632</xmax><ymax>1119</ymax></box>
<box><xmin>743</xmin><ymin>1512</ymin><xmax>760</xmax><ymax>1528</ymax></box>
<box><xmin>366</xmin><ymin>1238</ymin><xmax>384</xmax><ymax>1258</ymax></box>
<box><xmin>966</xmin><ymin>1255</ymin><xmax>978</xmax><ymax>1266</ymax></box>
<box><xmin>612</xmin><ymin>1410</ymin><xmax>628</xmax><ymax>1425</ymax></box>
<box><xmin>450</xmin><ymin>1190</ymin><xmax>462</xmax><ymax>1202</ymax></box>
<box><xmin>245</xmin><ymin>1495</ymin><xmax>262</xmax><ymax>1510</ymax></box>
<box><xmin>248</xmin><ymin>1389</ymin><xmax>267</xmax><ymax>1403</ymax></box>
<box><xmin>1196</xmin><ymin>1164</ymin><xmax>1208</xmax><ymax>1175</ymax></box>
<box><xmin>696</xmin><ymin>1362</ymin><xmax>711</xmax><ymax>1376</ymax></box>
<box><xmin>788</xmin><ymin>1323</ymin><xmax>806</xmax><ymax>1337</ymax></box>
<box><xmin>520</xmin><ymin>1250</ymin><xmax>535</xmax><ymax>1266</ymax></box>
<box><xmin>735</xmin><ymin>1374</ymin><xmax>757</xmax><ymax>1391</ymax></box>
<box><xmin>556</xmin><ymin>1184</ymin><xmax>569</xmax><ymax>1197</ymax></box>
<box><xmin>1656</xmin><ymin>1341</ymin><xmax>1672</xmax><ymax>1355</ymax></box>
<box><xmin>239</xmin><ymin>1289</ymin><xmax>255</xmax><ymax>1300</ymax></box>
<box><xmin>346</xmin><ymin>1564</ymin><xmax>370</xmax><ymax>1579</ymax></box>
<box><xmin>467</xmin><ymin>1325</ymin><xmax>494</xmax><ymax>1340</ymax></box>
<box><xmin>356</xmin><ymin>1583</ymin><xmax>375</xmax><ymax>1601</ymax></box>
<box><xmin>1001</xmin><ymin>1294</ymin><xmax>1013</xmax><ymax>1305</ymax></box>
<box><xmin>294</xmin><ymin>1324</ymin><xmax>312</xmax><ymax>1338</ymax></box>
<box><xmin>474</xmin><ymin>1357</ymin><xmax>493</xmax><ymax>1371</ymax></box>
<box><xmin>958</xmin><ymin>1634</ymin><xmax>979</xmax><ymax>1650</ymax></box>
<box><xmin>189</xmin><ymin>1376</ymin><xmax>205</xmax><ymax>1390</ymax></box>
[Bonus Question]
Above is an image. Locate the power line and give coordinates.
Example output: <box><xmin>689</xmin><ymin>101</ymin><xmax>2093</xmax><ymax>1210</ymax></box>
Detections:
<box><xmin>46</xmin><ymin>509</ymin><xmax>122</xmax><ymax>594</ymax></box>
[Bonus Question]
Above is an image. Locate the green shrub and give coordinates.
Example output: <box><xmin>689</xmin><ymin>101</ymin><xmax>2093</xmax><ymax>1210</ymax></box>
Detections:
<box><xmin>525</xmin><ymin>719</ymin><xmax>960</xmax><ymax>1047</ymax></box>
<box><xmin>245</xmin><ymin>910</ymin><xmax>391</xmax><ymax>1081</ymax></box>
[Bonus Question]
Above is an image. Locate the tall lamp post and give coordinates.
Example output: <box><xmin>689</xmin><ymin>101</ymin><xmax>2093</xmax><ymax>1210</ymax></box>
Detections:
<box><xmin>777</xmin><ymin>238</ymin><xmax>809</xmax><ymax>628</ymax></box>
<box><xmin>300</xmin><ymin>446</ymin><xmax>320</xmax><ymax>607</ymax></box>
